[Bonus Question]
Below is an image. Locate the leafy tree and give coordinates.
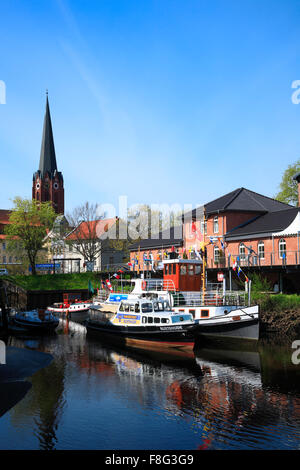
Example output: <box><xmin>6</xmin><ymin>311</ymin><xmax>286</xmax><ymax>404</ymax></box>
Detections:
<box><xmin>275</xmin><ymin>159</ymin><xmax>300</xmax><ymax>206</ymax></box>
<box><xmin>5</xmin><ymin>197</ymin><xmax>56</xmax><ymax>275</ymax></box>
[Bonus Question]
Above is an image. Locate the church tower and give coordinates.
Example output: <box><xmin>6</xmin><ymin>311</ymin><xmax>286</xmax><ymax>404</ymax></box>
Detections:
<box><xmin>32</xmin><ymin>93</ymin><xmax>64</xmax><ymax>214</ymax></box>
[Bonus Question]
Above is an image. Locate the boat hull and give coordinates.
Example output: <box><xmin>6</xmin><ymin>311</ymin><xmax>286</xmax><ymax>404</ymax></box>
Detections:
<box><xmin>12</xmin><ymin>317</ymin><xmax>59</xmax><ymax>333</ymax></box>
<box><xmin>173</xmin><ymin>305</ymin><xmax>260</xmax><ymax>341</ymax></box>
<box><xmin>86</xmin><ymin>321</ymin><xmax>195</xmax><ymax>352</ymax></box>
<box><xmin>195</xmin><ymin>317</ymin><xmax>259</xmax><ymax>341</ymax></box>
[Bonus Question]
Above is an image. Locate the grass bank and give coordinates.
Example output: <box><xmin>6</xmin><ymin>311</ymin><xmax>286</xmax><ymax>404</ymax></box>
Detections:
<box><xmin>2</xmin><ymin>272</ymin><xmax>103</xmax><ymax>291</ymax></box>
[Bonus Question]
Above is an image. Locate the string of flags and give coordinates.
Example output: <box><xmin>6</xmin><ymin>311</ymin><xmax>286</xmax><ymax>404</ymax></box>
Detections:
<box><xmin>190</xmin><ymin>223</ymin><xmax>250</xmax><ymax>283</ymax></box>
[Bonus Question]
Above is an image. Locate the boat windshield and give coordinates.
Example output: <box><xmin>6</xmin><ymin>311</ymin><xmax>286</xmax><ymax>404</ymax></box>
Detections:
<box><xmin>119</xmin><ymin>302</ymin><xmax>140</xmax><ymax>313</ymax></box>
<box><xmin>141</xmin><ymin>303</ymin><xmax>153</xmax><ymax>313</ymax></box>
<box><xmin>153</xmin><ymin>301</ymin><xmax>172</xmax><ymax>312</ymax></box>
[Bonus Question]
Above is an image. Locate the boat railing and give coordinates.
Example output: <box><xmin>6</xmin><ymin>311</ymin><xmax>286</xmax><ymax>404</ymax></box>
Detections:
<box><xmin>172</xmin><ymin>290</ymin><xmax>246</xmax><ymax>307</ymax></box>
<box><xmin>93</xmin><ymin>291</ymin><xmax>109</xmax><ymax>303</ymax></box>
<box><xmin>142</xmin><ymin>279</ymin><xmax>176</xmax><ymax>292</ymax></box>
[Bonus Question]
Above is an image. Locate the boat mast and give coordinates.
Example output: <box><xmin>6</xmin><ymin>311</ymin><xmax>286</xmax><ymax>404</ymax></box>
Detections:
<box><xmin>202</xmin><ymin>212</ymin><xmax>206</xmax><ymax>296</ymax></box>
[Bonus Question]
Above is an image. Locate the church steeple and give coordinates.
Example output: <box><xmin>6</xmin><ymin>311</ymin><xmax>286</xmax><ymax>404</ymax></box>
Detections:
<box><xmin>32</xmin><ymin>93</ymin><xmax>64</xmax><ymax>215</ymax></box>
<box><xmin>38</xmin><ymin>93</ymin><xmax>57</xmax><ymax>177</ymax></box>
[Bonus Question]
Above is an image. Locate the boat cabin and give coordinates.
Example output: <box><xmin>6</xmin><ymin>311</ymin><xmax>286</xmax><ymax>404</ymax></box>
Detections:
<box><xmin>163</xmin><ymin>259</ymin><xmax>203</xmax><ymax>291</ymax></box>
<box><xmin>88</xmin><ymin>298</ymin><xmax>194</xmax><ymax>326</ymax></box>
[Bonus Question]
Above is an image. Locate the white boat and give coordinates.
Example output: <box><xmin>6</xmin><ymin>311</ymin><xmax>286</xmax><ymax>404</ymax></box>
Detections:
<box><xmin>96</xmin><ymin>259</ymin><xmax>259</xmax><ymax>342</ymax></box>
<box><xmin>47</xmin><ymin>300</ymin><xmax>92</xmax><ymax>322</ymax></box>
<box><xmin>86</xmin><ymin>297</ymin><xmax>196</xmax><ymax>352</ymax></box>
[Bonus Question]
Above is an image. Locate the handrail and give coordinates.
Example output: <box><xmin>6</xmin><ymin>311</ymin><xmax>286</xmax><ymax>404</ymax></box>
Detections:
<box><xmin>207</xmin><ymin>250</ymin><xmax>300</xmax><ymax>268</ymax></box>
<box><xmin>171</xmin><ymin>290</ymin><xmax>246</xmax><ymax>307</ymax></box>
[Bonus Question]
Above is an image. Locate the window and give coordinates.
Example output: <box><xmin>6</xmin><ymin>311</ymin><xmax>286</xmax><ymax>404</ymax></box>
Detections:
<box><xmin>258</xmin><ymin>241</ymin><xmax>264</xmax><ymax>259</ymax></box>
<box><xmin>201</xmin><ymin>310</ymin><xmax>209</xmax><ymax>318</ymax></box>
<box><xmin>188</xmin><ymin>265</ymin><xmax>194</xmax><ymax>275</ymax></box>
<box><xmin>214</xmin><ymin>246</ymin><xmax>220</xmax><ymax>263</ymax></box>
<box><xmin>3</xmin><ymin>256</ymin><xmax>6</xmax><ymax>263</ymax></box>
<box><xmin>161</xmin><ymin>318</ymin><xmax>169</xmax><ymax>324</ymax></box>
<box><xmin>141</xmin><ymin>303</ymin><xmax>153</xmax><ymax>313</ymax></box>
<box><xmin>147</xmin><ymin>317</ymin><xmax>153</xmax><ymax>324</ymax></box>
<box><xmin>135</xmin><ymin>304</ymin><xmax>140</xmax><ymax>313</ymax></box>
<box><xmin>154</xmin><ymin>318</ymin><xmax>160</xmax><ymax>324</ymax></box>
<box><xmin>279</xmin><ymin>239</ymin><xmax>286</xmax><ymax>259</ymax></box>
<box><xmin>239</xmin><ymin>243</ymin><xmax>246</xmax><ymax>261</ymax></box>
<box><xmin>180</xmin><ymin>265</ymin><xmax>187</xmax><ymax>275</ymax></box>
<box><xmin>172</xmin><ymin>263</ymin><xmax>176</xmax><ymax>275</ymax></box>
<box><xmin>2</xmin><ymin>242</ymin><xmax>6</xmax><ymax>250</ymax></box>
<box><xmin>189</xmin><ymin>309</ymin><xmax>196</xmax><ymax>318</ymax></box>
<box><xmin>201</xmin><ymin>218</ymin><xmax>207</xmax><ymax>234</ymax></box>
<box><xmin>213</xmin><ymin>216</ymin><xmax>219</xmax><ymax>233</ymax></box>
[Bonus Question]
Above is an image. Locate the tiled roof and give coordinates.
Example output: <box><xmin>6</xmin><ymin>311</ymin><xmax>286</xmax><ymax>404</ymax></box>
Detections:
<box><xmin>129</xmin><ymin>226</ymin><xmax>183</xmax><ymax>251</ymax></box>
<box><xmin>225</xmin><ymin>207</ymin><xmax>300</xmax><ymax>239</ymax></box>
<box><xmin>184</xmin><ymin>188</ymin><xmax>292</xmax><ymax>220</ymax></box>
<box><xmin>65</xmin><ymin>218</ymin><xmax>117</xmax><ymax>241</ymax></box>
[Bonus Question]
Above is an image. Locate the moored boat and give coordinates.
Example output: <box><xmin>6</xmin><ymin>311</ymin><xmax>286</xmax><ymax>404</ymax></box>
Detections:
<box><xmin>47</xmin><ymin>300</ymin><xmax>92</xmax><ymax>322</ymax></box>
<box><xmin>86</xmin><ymin>298</ymin><xmax>197</xmax><ymax>352</ymax></box>
<box><xmin>162</xmin><ymin>259</ymin><xmax>259</xmax><ymax>341</ymax></box>
<box><xmin>10</xmin><ymin>309</ymin><xmax>59</xmax><ymax>333</ymax></box>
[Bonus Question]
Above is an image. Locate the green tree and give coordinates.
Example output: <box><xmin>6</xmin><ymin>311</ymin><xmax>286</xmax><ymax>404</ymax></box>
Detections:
<box><xmin>275</xmin><ymin>159</ymin><xmax>300</xmax><ymax>206</ymax></box>
<box><xmin>5</xmin><ymin>198</ymin><xmax>56</xmax><ymax>275</ymax></box>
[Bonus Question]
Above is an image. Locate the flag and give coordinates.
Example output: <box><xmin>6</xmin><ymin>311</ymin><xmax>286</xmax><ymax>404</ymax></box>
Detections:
<box><xmin>113</xmin><ymin>273</ymin><xmax>120</xmax><ymax>279</ymax></box>
<box><xmin>237</xmin><ymin>266</ymin><xmax>242</xmax><ymax>277</ymax></box>
<box><xmin>232</xmin><ymin>257</ymin><xmax>237</xmax><ymax>271</ymax></box>
<box><xmin>88</xmin><ymin>280</ymin><xmax>94</xmax><ymax>295</ymax></box>
<box><xmin>127</xmin><ymin>262</ymin><xmax>133</xmax><ymax>267</ymax></box>
<box><xmin>106</xmin><ymin>279</ymin><xmax>113</xmax><ymax>291</ymax></box>
<box><xmin>221</xmin><ymin>240</ymin><xmax>225</xmax><ymax>250</ymax></box>
<box><xmin>191</xmin><ymin>222</ymin><xmax>203</xmax><ymax>241</ymax></box>
<box><xmin>101</xmin><ymin>280</ymin><xmax>106</xmax><ymax>290</ymax></box>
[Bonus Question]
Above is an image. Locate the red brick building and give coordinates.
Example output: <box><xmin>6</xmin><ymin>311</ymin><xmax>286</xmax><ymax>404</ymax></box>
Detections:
<box><xmin>129</xmin><ymin>187</ymin><xmax>300</xmax><ymax>292</ymax></box>
<box><xmin>129</xmin><ymin>226</ymin><xmax>183</xmax><ymax>273</ymax></box>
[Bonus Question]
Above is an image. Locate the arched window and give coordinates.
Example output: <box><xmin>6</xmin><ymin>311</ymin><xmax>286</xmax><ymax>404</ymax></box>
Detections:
<box><xmin>279</xmin><ymin>239</ymin><xmax>286</xmax><ymax>259</ymax></box>
<box><xmin>258</xmin><ymin>241</ymin><xmax>264</xmax><ymax>259</ymax></box>
<box><xmin>213</xmin><ymin>216</ymin><xmax>219</xmax><ymax>233</ymax></box>
<box><xmin>239</xmin><ymin>243</ymin><xmax>246</xmax><ymax>260</ymax></box>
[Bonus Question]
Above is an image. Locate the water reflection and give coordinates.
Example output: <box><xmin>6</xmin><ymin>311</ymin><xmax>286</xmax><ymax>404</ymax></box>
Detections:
<box><xmin>2</xmin><ymin>320</ymin><xmax>300</xmax><ymax>450</ymax></box>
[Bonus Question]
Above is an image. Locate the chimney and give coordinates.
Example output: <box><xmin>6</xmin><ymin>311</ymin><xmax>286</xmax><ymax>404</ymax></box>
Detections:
<box><xmin>293</xmin><ymin>172</ymin><xmax>300</xmax><ymax>207</ymax></box>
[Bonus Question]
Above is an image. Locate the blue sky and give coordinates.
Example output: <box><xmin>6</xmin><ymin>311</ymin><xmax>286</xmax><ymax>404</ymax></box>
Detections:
<box><xmin>1</xmin><ymin>0</ymin><xmax>300</xmax><ymax>215</ymax></box>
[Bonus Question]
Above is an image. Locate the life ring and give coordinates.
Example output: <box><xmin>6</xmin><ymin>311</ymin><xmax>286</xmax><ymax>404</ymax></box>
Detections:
<box><xmin>141</xmin><ymin>281</ymin><xmax>146</xmax><ymax>290</ymax></box>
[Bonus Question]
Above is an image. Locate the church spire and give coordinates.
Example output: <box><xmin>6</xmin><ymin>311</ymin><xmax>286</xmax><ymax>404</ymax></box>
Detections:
<box><xmin>38</xmin><ymin>92</ymin><xmax>57</xmax><ymax>177</ymax></box>
<box><xmin>33</xmin><ymin>93</ymin><xmax>64</xmax><ymax>215</ymax></box>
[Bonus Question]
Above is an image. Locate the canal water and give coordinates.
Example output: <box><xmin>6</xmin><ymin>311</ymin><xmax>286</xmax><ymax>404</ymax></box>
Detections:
<box><xmin>0</xmin><ymin>319</ymin><xmax>300</xmax><ymax>450</ymax></box>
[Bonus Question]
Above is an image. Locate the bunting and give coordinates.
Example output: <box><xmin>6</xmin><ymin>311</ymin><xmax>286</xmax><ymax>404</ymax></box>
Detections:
<box><xmin>217</xmin><ymin>239</ymin><xmax>250</xmax><ymax>283</ymax></box>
